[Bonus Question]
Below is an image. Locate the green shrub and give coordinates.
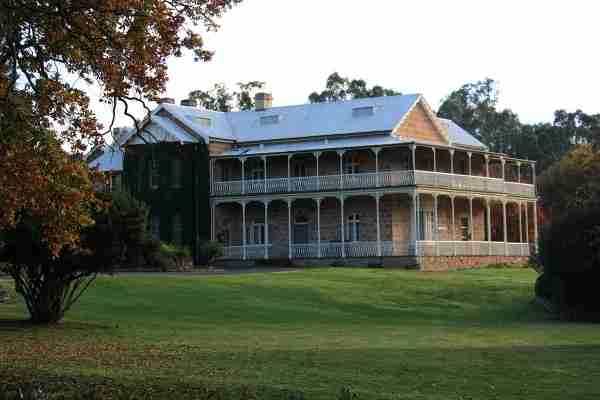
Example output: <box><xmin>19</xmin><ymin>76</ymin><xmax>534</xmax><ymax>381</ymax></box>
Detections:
<box><xmin>199</xmin><ymin>241</ymin><xmax>224</xmax><ymax>265</ymax></box>
<box><xmin>160</xmin><ymin>243</ymin><xmax>191</xmax><ymax>269</ymax></box>
<box><xmin>535</xmin><ymin>273</ymin><xmax>553</xmax><ymax>300</ymax></box>
<box><xmin>538</xmin><ymin>203</ymin><xmax>600</xmax><ymax>320</ymax></box>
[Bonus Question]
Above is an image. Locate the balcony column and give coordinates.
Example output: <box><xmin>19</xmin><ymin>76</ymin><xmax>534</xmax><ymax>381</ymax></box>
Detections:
<box><xmin>486</xmin><ymin>199</ymin><xmax>492</xmax><ymax>256</ymax></box>
<box><xmin>533</xmin><ymin>201</ymin><xmax>539</xmax><ymax>254</ymax></box>
<box><xmin>451</xmin><ymin>195</ymin><xmax>456</xmax><ymax>256</ymax></box>
<box><xmin>211</xmin><ymin>201</ymin><xmax>216</xmax><ymax>241</ymax></box>
<box><xmin>340</xmin><ymin>195</ymin><xmax>346</xmax><ymax>258</ymax></box>
<box><xmin>263</xmin><ymin>200</ymin><xmax>269</xmax><ymax>260</ymax></box>
<box><xmin>262</xmin><ymin>156</ymin><xmax>267</xmax><ymax>193</ymax></box>
<box><xmin>242</xmin><ymin>201</ymin><xmax>247</xmax><ymax>260</ymax></box>
<box><xmin>516</xmin><ymin>161</ymin><xmax>521</xmax><ymax>183</ymax></box>
<box><xmin>501</xmin><ymin>158</ymin><xmax>506</xmax><ymax>181</ymax></box>
<box><xmin>287</xmin><ymin>199</ymin><xmax>292</xmax><ymax>259</ymax></box>
<box><xmin>531</xmin><ymin>163</ymin><xmax>536</xmax><ymax>187</ymax></box>
<box><xmin>433</xmin><ymin>193</ymin><xmax>439</xmax><ymax>256</ymax></box>
<box><xmin>373</xmin><ymin>147</ymin><xmax>381</xmax><ymax>187</ymax></box>
<box><xmin>314</xmin><ymin>151</ymin><xmax>321</xmax><ymax>191</ymax></box>
<box><xmin>467</xmin><ymin>152</ymin><xmax>472</xmax><ymax>176</ymax></box>
<box><xmin>518</xmin><ymin>202</ymin><xmax>523</xmax><ymax>256</ymax></box>
<box><xmin>316</xmin><ymin>198</ymin><xmax>322</xmax><ymax>258</ymax></box>
<box><xmin>411</xmin><ymin>192</ymin><xmax>418</xmax><ymax>256</ymax></box>
<box><xmin>287</xmin><ymin>155</ymin><xmax>292</xmax><ymax>192</ymax></box>
<box><xmin>210</xmin><ymin>159</ymin><xmax>214</xmax><ymax>194</ymax></box>
<box><xmin>449</xmin><ymin>149</ymin><xmax>455</xmax><ymax>187</ymax></box>
<box><xmin>524</xmin><ymin>202</ymin><xmax>530</xmax><ymax>244</ymax></box>
<box><xmin>411</xmin><ymin>144</ymin><xmax>417</xmax><ymax>171</ymax></box>
<box><xmin>337</xmin><ymin>150</ymin><xmax>345</xmax><ymax>189</ymax></box>
<box><xmin>240</xmin><ymin>157</ymin><xmax>246</xmax><ymax>194</ymax></box>
<box><xmin>432</xmin><ymin>147</ymin><xmax>437</xmax><ymax>172</ymax></box>
<box><xmin>502</xmin><ymin>200</ymin><xmax>508</xmax><ymax>256</ymax></box>
<box><xmin>375</xmin><ymin>194</ymin><xmax>381</xmax><ymax>257</ymax></box>
<box><xmin>485</xmin><ymin>155</ymin><xmax>490</xmax><ymax>178</ymax></box>
<box><xmin>469</xmin><ymin>197</ymin><xmax>474</xmax><ymax>255</ymax></box>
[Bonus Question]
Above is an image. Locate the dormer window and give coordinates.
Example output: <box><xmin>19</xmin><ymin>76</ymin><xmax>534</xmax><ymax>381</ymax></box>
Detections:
<box><xmin>352</xmin><ymin>106</ymin><xmax>375</xmax><ymax>118</ymax></box>
<box><xmin>260</xmin><ymin>115</ymin><xmax>280</xmax><ymax>125</ymax></box>
<box><xmin>195</xmin><ymin>117</ymin><xmax>212</xmax><ymax>128</ymax></box>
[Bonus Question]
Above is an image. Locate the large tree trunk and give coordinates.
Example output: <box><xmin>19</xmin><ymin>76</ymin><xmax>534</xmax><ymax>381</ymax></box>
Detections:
<box><xmin>9</xmin><ymin>265</ymin><xmax>96</xmax><ymax>324</ymax></box>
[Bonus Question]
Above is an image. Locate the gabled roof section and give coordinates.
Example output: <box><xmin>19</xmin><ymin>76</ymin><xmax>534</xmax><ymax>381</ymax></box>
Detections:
<box><xmin>392</xmin><ymin>96</ymin><xmax>450</xmax><ymax>145</ymax></box>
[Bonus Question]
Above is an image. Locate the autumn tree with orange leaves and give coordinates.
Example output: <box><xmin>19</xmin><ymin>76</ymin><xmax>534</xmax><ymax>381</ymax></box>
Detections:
<box><xmin>0</xmin><ymin>0</ymin><xmax>241</xmax><ymax>323</ymax></box>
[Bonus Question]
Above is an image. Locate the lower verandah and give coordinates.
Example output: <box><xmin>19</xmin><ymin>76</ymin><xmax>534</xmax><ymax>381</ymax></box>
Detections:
<box><xmin>213</xmin><ymin>193</ymin><xmax>536</xmax><ymax>260</ymax></box>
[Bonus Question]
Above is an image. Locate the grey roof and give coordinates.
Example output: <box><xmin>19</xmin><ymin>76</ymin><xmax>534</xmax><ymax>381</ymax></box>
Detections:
<box><xmin>158</xmin><ymin>94</ymin><xmax>421</xmax><ymax>143</ymax></box>
<box><xmin>89</xmin><ymin>145</ymin><xmax>123</xmax><ymax>172</ymax></box>
<box><xmin>98</xmin><ymin>94</ymin><xmax>488</xmax><ymax>172</ymax></box>
<box><xmin>440</xmin><ymin>118</ymin><xmax>488</xmax><ymax>149</ymax></box>
<box><xmin>218</xmin><ymin>135</ymin><xmax>412</xmax><ymax>157</ymax></box>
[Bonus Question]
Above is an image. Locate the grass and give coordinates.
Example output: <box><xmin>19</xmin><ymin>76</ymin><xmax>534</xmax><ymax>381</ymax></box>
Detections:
<box><xmin>1</xmin><ymin>268</ymin><xmax>599</xmax><ymax>399</ymax></box>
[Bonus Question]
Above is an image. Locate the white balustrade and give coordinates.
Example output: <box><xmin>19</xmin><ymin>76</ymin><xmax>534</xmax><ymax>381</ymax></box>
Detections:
<box><xmin>437</xmin><ymin>242</ymin><xmax>455</xmax><ymax>256</ymax></box>
<box><xmin>344</xmin><ymin>241</ymin><xmax>379</xmax><ymax>258</ymax></box>
<box><xmin>212</xmin><ymin>169</ymin><xmax>534</xmax><ymax>197</ymax></box>
<box><xmin>321</xmin><ymin>242</ymin><xmax>343</xmax><ymax>258</ymax></box>
<box><xmin>381</xmin><ymin>241</ymin><xmax>410</xmax><ymax>256</ymax></box>
<box><xmin>292</xmin><ymin>243</ymin><xmax>319</xmax><ymax>258</ymax></box>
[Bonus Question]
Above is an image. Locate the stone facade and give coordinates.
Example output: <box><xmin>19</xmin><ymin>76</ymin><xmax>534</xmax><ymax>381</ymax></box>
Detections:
<box><xmin>417</xmin><ymin>256</ymin><xmax>529</xmax><ymax>271</ymax></box>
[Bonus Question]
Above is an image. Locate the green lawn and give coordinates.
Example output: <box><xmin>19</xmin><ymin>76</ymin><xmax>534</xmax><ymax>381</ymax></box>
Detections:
<box><xmin>1</xmin><ymin>268</ymin><xmax>599</xmax><ymax>399</ymax></box>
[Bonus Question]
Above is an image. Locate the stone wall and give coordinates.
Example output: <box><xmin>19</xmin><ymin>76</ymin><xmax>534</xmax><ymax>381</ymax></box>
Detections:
<box><xmin>417</xmin><ymin>256</ymin><xmax>529</xmax><ymax>271</ymax></box>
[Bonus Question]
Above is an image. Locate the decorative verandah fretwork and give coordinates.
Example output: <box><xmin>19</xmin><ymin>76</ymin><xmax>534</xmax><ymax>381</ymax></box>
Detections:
<box><xmin>210</xmin><ymin>144</ymin><xmax>537</xmax><ymax>198</ymax></box>
<box><xmin>211</xmin><ymin>188</ymin><xmax>538</xmax><ymax>261</ymax></box>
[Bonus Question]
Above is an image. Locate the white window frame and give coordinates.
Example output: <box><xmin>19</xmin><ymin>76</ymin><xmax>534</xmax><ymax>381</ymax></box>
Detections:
<box><xmin>346</xmin><ymin>213</ymin><xmax>361</xmax><ymax>242</ymax></box>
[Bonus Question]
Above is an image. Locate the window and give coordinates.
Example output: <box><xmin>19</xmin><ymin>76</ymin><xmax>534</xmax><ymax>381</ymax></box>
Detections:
<box><xmin>460</xmin><ymin>216</ymin><xmax>470</xmax><ymax>241</ymax></box>
<box><xmin>112</xmin><ymin>174</ymin><xmax>121</xmax><ymax>191</ymax></box>
<box><xmin>172</xmin><ymin>159</ymin><xmax>182</xmax><ymax>188</ymax></box>
<box><xmin>346</xmin><ymin>213</ymin><xmax>360</xmax><ymax>242</ymax></box>
<box><xmin>217</xmin><ymin>228</ymin><xmax>230</xmax><ymax>245</ymax></box>
<box><xmin>172</xmin><ymin>214</ymin><xmax>183</xmax><ymax>246</ymax></box>
<box><xmin>294</xmin><ymin>213</ymin><xmax>309</xmax><ymax>244</ymax></box>
<box><xmin>195</xmin><ymin>117</ymin><xmax>212</xmax><ymax>128</ymax></box>
<box><xmin>151</xmin><ymin>215</ymin><xmax>160</xmax><ymax>240</ymax></box>
<box><xmin>221</xmin><ymin>166</ymin><xmax>230</xmax><ymax>182</ymax></box>
<box><xmin>149</xmin><ymin>159</ymin><xmax>159</xmax><ymax>189</ymax></box>
<box><xmin>344</xmin><ymin>155</ymin><xmax>361</xmax><ymax>174</ymax></box>
<box><xmin>352</xmin><ymin>106</ymin><xmax>374</xmax><ymax>118</ymax></box>
<box><xmin>246</xmin><ymin>220</ymin><xmax>265</xmax><ymax>245</ymax></box>
<box><xmin>260</xmin><ymin>115</ymin><xmax>280</xmax><ymax>125</ymax></box>
<box><xmin>419</xmin><ymin>211</ymin><xmax>434</xmax><ymax>241</ymax></box>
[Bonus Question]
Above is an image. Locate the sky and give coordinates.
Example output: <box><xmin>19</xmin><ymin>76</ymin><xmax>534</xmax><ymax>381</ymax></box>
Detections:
<box><xmin>94</xmin><ymin>0</ymin><xmax>600</xmax><ymax>131</ymax></box>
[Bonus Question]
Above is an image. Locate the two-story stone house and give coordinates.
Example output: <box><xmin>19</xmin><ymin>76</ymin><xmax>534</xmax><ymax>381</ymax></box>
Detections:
<box><xmin>114</xmin><ymin>92</ymin><xmax>537</xmax><ymax>269</ymax></box>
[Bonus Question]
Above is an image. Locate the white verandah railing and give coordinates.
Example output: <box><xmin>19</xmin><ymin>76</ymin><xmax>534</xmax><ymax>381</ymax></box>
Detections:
<box><xmin>212</xmin><ymin>170</ymin><xmax>535</xmax><ymax>197</ymax></box>
<box><xmin>220</xmin><ymin>241</ymin><xmax>531</xmax><ymax>260</ymax></box>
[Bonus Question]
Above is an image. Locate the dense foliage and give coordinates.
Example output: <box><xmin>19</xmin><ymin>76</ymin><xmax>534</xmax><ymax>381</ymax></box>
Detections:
<box><xmin>438</xmin><ymin>79</ymin><xmax>600</xmax><ymax>172</ymax></box>
<box><xmin>535</xmin><ymin>146</ymin><xmax>600</xmax><ymax>320</ymax></box>
<box><xmin>0</xmin><ymin>0</ymin><xmax>240</xmax><ymax>323</ymax></box>
<box><xmin>0</xmin><ymin>189</ymin><xmax>155</xmax><ymax>323</ymax></box>
<box><xmin>308</xmin><ymin>72</ymin><xmax>401</xmax><ymax>103</ymax></box>
<box><xmin>189</xmin><ymin>81</ymin><xmax>266</xmax><ymax>111</ymax></box>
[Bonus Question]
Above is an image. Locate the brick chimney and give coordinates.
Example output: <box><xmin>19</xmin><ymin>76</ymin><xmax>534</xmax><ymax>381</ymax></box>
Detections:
<box><xmin>180</xmin><ymin>98</ymin><xmax>198</xmax><ymax>107</ymax></box>
<box><xmin>158</xmin><ymin>97</ymin><xmax>175</xmax><ymax>104</ymax></box>
<box><xmin>255</xmin><ymin>92</ymin><xmax>273</xmax><ymax>111</ymax></box>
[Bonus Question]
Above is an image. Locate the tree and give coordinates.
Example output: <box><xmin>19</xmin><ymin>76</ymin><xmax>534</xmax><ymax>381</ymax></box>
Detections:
<box><xmin>188</xmin><ymin>81</ymin><xmax>266</xmax><ymax>112</ymax></box>
<box><xmin>438</xmin><ymin>78</ymin><xmax>522</xmax><ymax>154</ymax></box>
<box><xmin>438</xmin><ymin>78</ymin><xmax>600</xmax><ymax>172</ymax></box>
<box><xmin>538</xmin><ymin>145</ymin><xmax>600</xmax><ymax>220</ymax></box>
<box><xmin>308</xmin><ymin>72</ymin><xmax>401</xmax><ymax>103</ymax></box>
<box><xmin>0</xmin><ymin>0</ymin><xmax>241</xmax><ymax>323</ymax></box>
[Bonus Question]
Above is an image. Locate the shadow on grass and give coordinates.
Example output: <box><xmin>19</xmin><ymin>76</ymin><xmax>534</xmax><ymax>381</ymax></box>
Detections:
<box><xmin>2</xmin><ymin>344</ymin><xmax>600</xmax><ymax>400</ymax></box>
